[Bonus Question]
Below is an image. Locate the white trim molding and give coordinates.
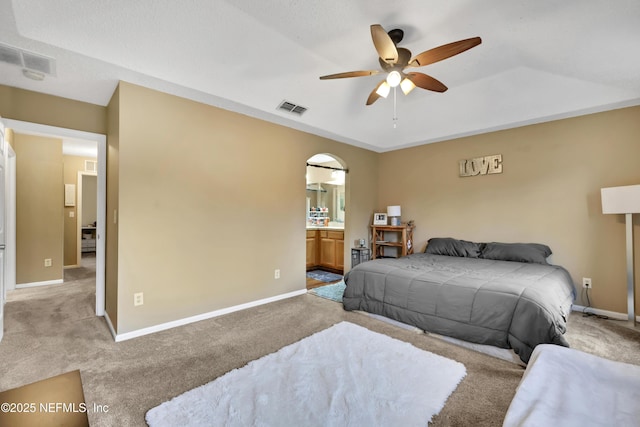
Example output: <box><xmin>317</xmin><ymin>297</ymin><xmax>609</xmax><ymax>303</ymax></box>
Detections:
<box><xmin>572</xmin><ymin>304</ymin><xmax>640</xmax><ymax>322</ymax></box>
<box><xmin>16</xmin><ymin>279</ymin><xmax>64</xmax><ymax>289</ymax></box>
<box><xmin>111</xmin><ymin>289</ymin><xmax>307</xmax><ymax>342</ymax></box>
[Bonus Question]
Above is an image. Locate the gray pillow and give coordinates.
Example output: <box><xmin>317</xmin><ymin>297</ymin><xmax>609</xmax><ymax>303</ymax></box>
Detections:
<box><xmin>480</xmin><ymin>242</ymin><xmax>552</xmax><ymax>264</ymax></box>
<box><xmin>425</xmin><ymin>237</ymin><xmax>482</xmax><ymax>258</ymax></box>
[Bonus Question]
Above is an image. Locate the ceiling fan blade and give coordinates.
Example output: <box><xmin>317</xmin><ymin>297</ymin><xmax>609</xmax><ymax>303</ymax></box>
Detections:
<box><xmin>319</xmin><ymin>70</ymin><xmax>380</xmax><ymax>80</ymax></box>
<box><xmin>406</xmin><ymin>72</ymin><xmax>448</xmax><ymax>93</ymax></box>
<box><xmin>366</xmin><ymin>80</ymin><xmax>386</xmax><ymax>105</ymax></box>
<box><xmin>408</xmin><ymin>37</ymin><xmax>482</xmax><ymax>68</ymax></box>
<box><xmin>371</xmin><ymin>24</ymin><xmax>398</xmax><ymax>64</ymax></box>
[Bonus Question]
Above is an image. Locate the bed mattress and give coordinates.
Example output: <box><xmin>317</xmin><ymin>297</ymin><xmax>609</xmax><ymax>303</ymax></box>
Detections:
<box><xmin>343</xmin><ymin>253</ymin><xmax>576</xmax><ymax>363</ymax></box>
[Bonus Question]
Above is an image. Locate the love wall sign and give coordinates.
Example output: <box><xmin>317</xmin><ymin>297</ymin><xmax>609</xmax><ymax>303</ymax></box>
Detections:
<box><xmin>459</xmin><ymin>154</ymin><xmax>503</xmax><ymax>177</ymax></box>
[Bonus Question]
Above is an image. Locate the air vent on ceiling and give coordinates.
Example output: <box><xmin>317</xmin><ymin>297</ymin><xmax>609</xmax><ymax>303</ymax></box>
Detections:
<box><xmin>277</xmin><ymin>100</ymin><xmax>307</xmax><ymax>116</ymax></box>
<box><xmin>0</xmin><ymin>42</ymin><xmax>56</xmax><ymax>76</ymax></box>
<box><xmin>0</xmin><ymin>44</ymin><xmax>22</xmax><ymax>67</ymax></box>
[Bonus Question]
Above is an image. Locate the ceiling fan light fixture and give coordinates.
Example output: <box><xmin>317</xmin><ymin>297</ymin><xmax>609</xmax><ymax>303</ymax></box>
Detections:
<box><xmin>386</xmin><ymin>70</ymin><xmax>402</xmax><ymax>87</ymax></box>
<box><xmin>376</xmin><ymin>81</ymin><xmax>391</xmax><ymax>98</ymax></box>
<box><xmin>400</xmin><ymin>78</ymin><xmax>416</xmax><ymax>95</ymax></box>
<box><xmin>318</xmin><ymin>25</ymin><xmax>482</xmax><ymax>107</ymax></box>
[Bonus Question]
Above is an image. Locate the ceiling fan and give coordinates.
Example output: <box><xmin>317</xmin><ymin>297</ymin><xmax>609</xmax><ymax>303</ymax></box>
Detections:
<box><xmin>320</xmin><ymin>25</ymin><xmax>481</xmax><ymax>105</ymax></box>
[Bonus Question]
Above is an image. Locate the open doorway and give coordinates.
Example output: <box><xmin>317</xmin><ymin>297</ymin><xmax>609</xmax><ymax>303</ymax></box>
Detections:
<box><xmin>2</xmin><ymin>119</ymin><xmax>106</xmax><ymax>317</ymax></box>
<box><xmin>76</xmin><ymin>171</ymin><xmax>97</xmax><ymax>270</ymax></box>
<box><xmin>305</xmin><ymin>154</ymin><xmax>347</xmax><ymax>290</ymax></box>
<box><xmin>56</xmin><ymin>168</ymin><xmax>98</xmax><ymax>300</ymax></box>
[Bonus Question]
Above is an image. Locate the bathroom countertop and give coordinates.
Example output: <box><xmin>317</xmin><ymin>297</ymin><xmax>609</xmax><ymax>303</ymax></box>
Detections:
<box><xmin>306</xmin><ymin>226</ymin><xmax>344</xmax><ymax>231</ymax></box>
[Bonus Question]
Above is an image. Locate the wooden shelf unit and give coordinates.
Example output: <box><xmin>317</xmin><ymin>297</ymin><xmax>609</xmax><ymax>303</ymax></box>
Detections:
<box><xmin>370</xmin><ymin>224</ymin><xmax>414</xmax><ymax>259</ymax></box>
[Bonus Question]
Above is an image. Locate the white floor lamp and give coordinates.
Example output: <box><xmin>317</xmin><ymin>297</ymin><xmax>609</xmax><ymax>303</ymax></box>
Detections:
<box><xmin>601</xmin><ymin>184</ymin><xmax>640</xmax><ymax>327</ymax></box>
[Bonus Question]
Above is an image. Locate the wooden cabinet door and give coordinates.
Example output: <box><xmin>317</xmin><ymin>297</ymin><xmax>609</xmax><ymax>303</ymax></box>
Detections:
<box><xmin>306</xmin><ymin>238</ymin><xmax>317</xmax><ymax>268</ymax></box>
<box><xmin>320</xmin><ymin>238</ymin><xmax>336</xmax><ymax>269</ymax></box>
<box><xmin>335</xmin><ymin>240</ymin><xmax>344</xmax><ymax>270</ymax></box>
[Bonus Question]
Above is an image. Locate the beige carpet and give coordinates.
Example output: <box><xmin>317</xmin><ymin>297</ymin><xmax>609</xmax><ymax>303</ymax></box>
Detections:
<box><xmin>1</xmin><ymin>266</ymin><xmax>639</xmax><ymax>427</ymax></box>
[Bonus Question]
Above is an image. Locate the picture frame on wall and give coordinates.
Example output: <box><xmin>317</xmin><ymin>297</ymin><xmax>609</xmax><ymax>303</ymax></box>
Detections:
<box><xmin>373</xmin><ymin>213</ymin><xmax>387</xmax><ymax>225</ymax></box>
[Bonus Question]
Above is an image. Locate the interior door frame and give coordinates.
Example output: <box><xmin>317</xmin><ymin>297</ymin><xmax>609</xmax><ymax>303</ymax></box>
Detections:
<box><xmin>0</xmin><ymin>121</ymin><xmax>5</xmax><ymax>343</ymax></box>
<box><xmin>5</xmin><ymin>144</ymin><xmax>16</xmax><ymax>294</ymax></box>
<box><xmin>3</xmin><ymin>119</ymin><xmax>106</xmax><ymax>316</ymax></box>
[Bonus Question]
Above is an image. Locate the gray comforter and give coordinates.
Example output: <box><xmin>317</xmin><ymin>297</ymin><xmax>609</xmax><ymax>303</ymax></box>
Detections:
<box><xmin>343</xmin><ymin>253</ymin><xmax>576</xmax><ymax>363</ymax></box>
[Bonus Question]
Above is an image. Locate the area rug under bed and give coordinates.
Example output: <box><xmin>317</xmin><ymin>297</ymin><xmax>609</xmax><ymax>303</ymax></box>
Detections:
<box><xmin>146</xmin><ymin>321</ymin><xmax>466</xmax><ymax>427</ymax></box>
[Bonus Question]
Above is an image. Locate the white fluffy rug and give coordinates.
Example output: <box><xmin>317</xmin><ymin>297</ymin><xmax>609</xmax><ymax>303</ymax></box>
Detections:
<box><xmin>146</xmin><ymin>321</ymin><xmax>466</xmax><ymax>427</ymax></box>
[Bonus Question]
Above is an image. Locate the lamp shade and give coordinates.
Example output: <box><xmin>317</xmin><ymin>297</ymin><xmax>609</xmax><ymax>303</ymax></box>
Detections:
<box><xmin>400</xmin><ymin>78</ymin><xmax>416</xmax><ymax>95</ymax></box>
<box><xmin>387</xmin><ymin>205</ymin><xmax>401</xmax><ymax>217</ymax></box>
<box><xmin>601</xmin><ymin>185</ymin><xmax>640</xmax><ymax>214</ymax></box>
<box><xmin>376</xmin><ymin>82</ymin><xmax>391</xmax><ymax>98</ymax></box>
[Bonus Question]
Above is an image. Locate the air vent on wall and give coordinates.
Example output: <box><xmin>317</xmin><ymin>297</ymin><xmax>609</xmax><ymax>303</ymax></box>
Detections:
<box><xmin>0</xmin><ymin>42</ymin><xmax>56</xmax><ymax>76</ymax></box>
<box><xmin>277</xmin><ymin>100</ymin><xmax>307</xmax><ymax>116</ymax></box>
<box><xmin>85</xmin><ymin>160</ymin><xmax>97</xmax><ymax>173</ymax></box>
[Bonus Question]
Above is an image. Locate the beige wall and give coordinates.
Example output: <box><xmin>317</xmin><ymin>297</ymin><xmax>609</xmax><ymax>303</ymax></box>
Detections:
<box><xmin>63</xmin><ymin>155</ymin><xmax>96</xmax><ymax>266</ymax></box>
<box><xmin>378</xmin><ymin>106</ymin><xmax>640</xmax><ymax>313</ymax></box>
<box><xmin>109</xmin><ymin>82</ymin><xmax>377</xmax><ymax>334</ymax></box>
<box><xmin>1</xmin><ymin>83</ymin><xmax>107</xmax><ymax>270</ymax></box>
<box><xmin>106</xmin><ymin>86</ymin><xmax>120</xmax><ymax>327</ymax></box>
<box><xmin>5</xmin><ymin>128</ymin><xmax>14</xmax><ymax>152</ymax></box>
<box><xmin>15</xmin><ymin>133</ymin><xmax>64</xmax><ymax>284</ymax></box>
<box><xmin>0</xmin><ymin>85</ymin><xmax>107</xmax><ymax>134</ymax></box>
<box><xmin>11</xmin><ymin>79</ymin><xmax>637</xmax><ymax>331</ymax></box>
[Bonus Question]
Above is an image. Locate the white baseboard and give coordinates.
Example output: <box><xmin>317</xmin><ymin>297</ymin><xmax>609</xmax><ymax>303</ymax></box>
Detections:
<box><xmin>16</xmin><ymin>279</ymin><xmax>63</xmax><ymax>289</ymax></box>
<box><xmin>572</xmin><ymin>304</ymin><xmax>640</xmax><ymax>322</ymax></box>
<box><xmin>112</xmin><ymin>288</ymin><xmax>308</xmax><ymax>342</ymax></box>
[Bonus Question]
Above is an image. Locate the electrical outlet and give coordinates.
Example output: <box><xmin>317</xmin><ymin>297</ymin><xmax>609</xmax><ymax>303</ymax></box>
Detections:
<box><xmin>274</xmin><ymin>269</ymin><xmax>280</xmax><ymax>279</ymax></box>
<box><xmin>44</xmin><ymin>258</ymin><xmax>52</xmax><ymax>267</ymax></box>
<box><xmin>134</xmin><ymin>292</ymin><xmax>144</xmax><ymax>306</ymax></box>
<box><xmin>582</xmin><ymin>277</ymin><xmax>592</xmax><ymax>289</ymax></box>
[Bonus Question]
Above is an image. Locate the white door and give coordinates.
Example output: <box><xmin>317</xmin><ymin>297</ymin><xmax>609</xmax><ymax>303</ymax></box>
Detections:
<box><xmin>0</xmin><ymin>120</ymin><xmax>5</xmax><ymax>245</ymax></box>
<box><xmin>0</xmin><ymin>120</ymin><xmax>6</xmax><ymax>342</ymax></box>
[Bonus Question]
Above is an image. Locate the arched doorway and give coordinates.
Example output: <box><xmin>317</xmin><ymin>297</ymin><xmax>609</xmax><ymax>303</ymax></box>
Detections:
<box><xmin>305</xmin><ymin>154</ymin><xmax>347</xmax><ymax>290</ymax></box>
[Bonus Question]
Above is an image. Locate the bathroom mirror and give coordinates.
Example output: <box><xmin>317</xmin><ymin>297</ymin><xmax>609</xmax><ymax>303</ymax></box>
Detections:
<box><xmin>306</xmin><ymin>154</ymin><xmax>345</xmax><ymax>228</ymax></box>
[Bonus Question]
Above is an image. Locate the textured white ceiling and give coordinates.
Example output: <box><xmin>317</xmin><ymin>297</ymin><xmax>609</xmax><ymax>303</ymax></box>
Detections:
<box><xmin>62</xmin><ymin>138</ymin><xmax>97</xmax><ymax>158</ymax></box>
<box><xmin>1</xmin><ymin>0</ymin><xmax>639</xmax><ymax>152</ymax></box>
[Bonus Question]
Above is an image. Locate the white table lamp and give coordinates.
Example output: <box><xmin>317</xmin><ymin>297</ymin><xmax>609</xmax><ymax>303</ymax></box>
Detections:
<box><xmin>601</xmin><ymin>184</ymin><xmax>640</xmax><ymax>326</ymax></box>
<box><xmin>387</xmin><ymin>206</ymin><xmax>401</xmax><ymax>226</ymax></box>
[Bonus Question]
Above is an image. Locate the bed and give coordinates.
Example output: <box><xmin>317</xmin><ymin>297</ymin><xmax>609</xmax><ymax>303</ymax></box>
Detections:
<box><xmin>503</xmin><ymin>344</ymin><xmax>640</xmax><ymax>426</ymax></box>
<box><xmin>343</xmin><ymin>238</ymin><xmax>576</xmax><ymax>363</ymax></box>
